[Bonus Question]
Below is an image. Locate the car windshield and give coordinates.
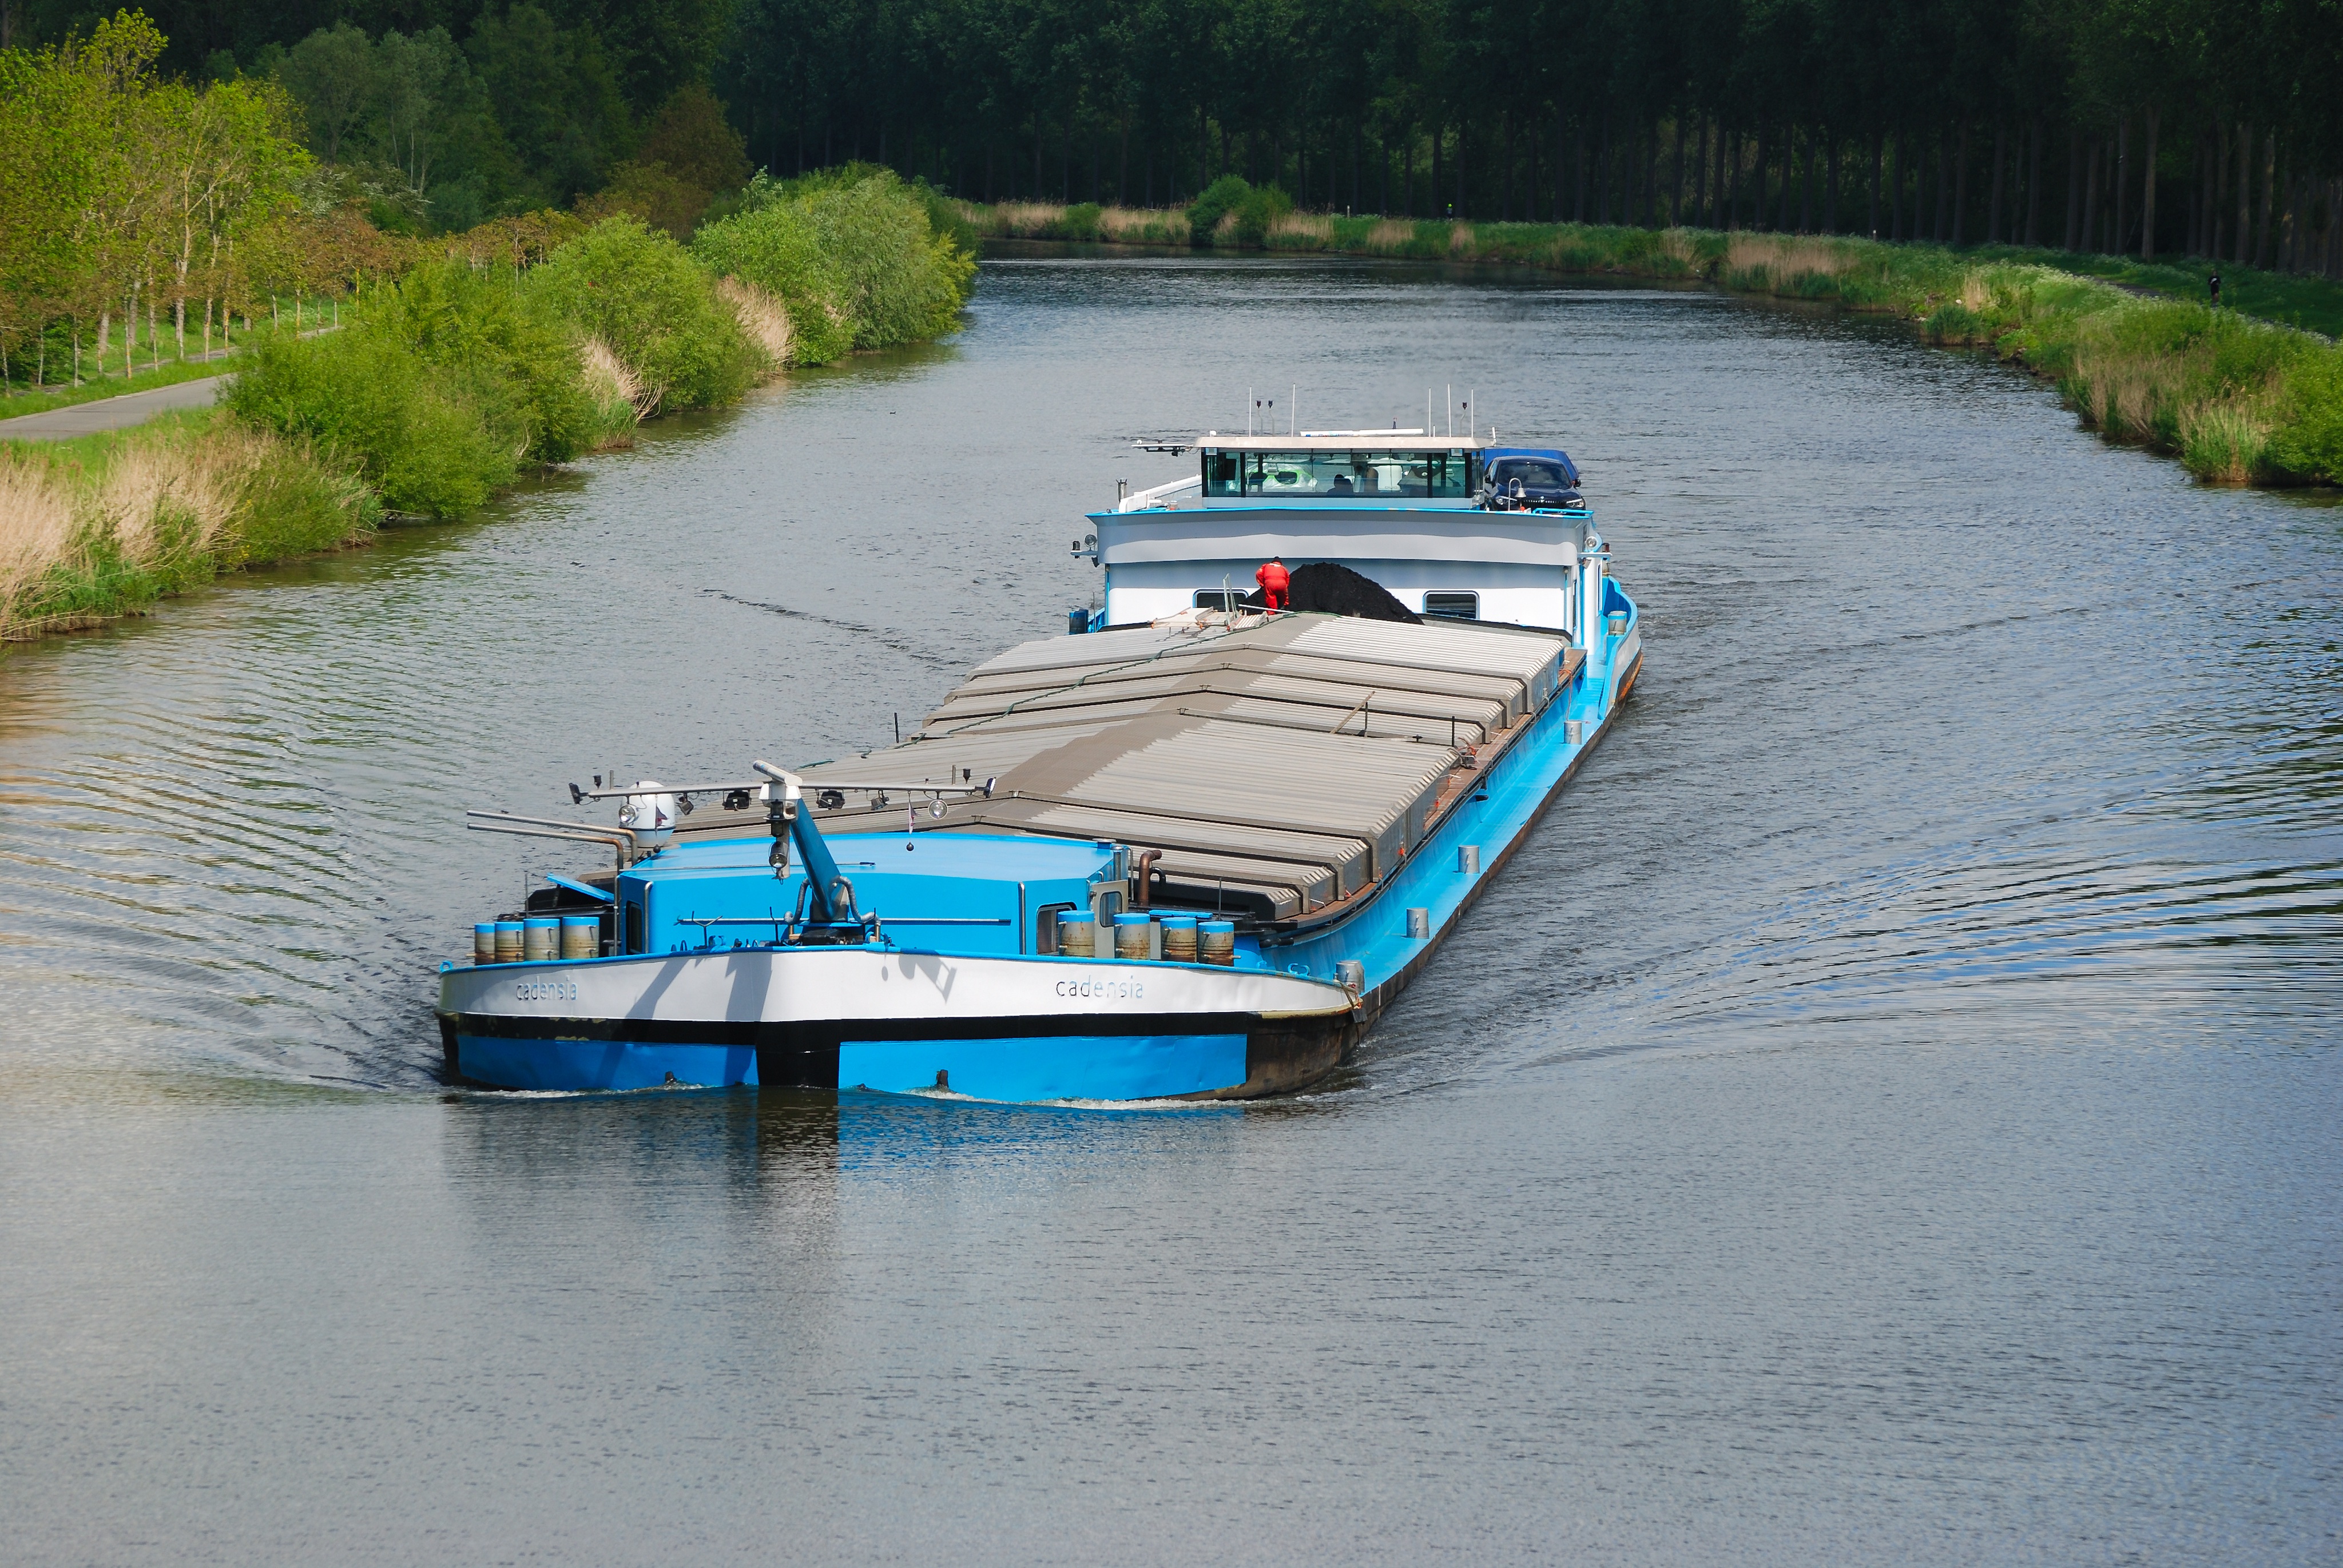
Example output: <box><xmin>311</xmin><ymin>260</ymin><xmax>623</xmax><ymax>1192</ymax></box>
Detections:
<box><xmin>1491</xmin><ymin>459</ymin><xmax>1570</xmax><ymax>489</ymax></box>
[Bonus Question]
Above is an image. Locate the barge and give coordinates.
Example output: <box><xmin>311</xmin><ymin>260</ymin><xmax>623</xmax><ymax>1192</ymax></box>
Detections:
<box><xmin>438</xmin><ymin>422</ymin><xmax>1640</xmax><ymax>1101</ymax></box>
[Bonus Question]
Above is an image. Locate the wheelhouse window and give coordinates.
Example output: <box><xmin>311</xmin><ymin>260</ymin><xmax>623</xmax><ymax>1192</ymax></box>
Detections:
<box><xmin>1199</xmin><ymin>449</ymin><xmax>1481</xmax><ymax>498</ymax></box>
<box><xmin>1423</xmin><ymin>591</ymin><xmax>1480</xmax><ymax>620</ymax></box>
<box><xmin>1193</xmin><ymin>589</ymin><xmax>1246</xmax><ymax>610</ymax></box>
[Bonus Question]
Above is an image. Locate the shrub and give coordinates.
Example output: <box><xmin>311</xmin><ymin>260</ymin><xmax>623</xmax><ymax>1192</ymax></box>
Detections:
<box><xmin>227</xmin><ymin>327</ymin><xmax>515</xmax><ymax>516</ymax></box>
<box><xmin>794</xmin><ymin>171</ymin><xmax>976</xmax><ymax>349</ymax></box>
<box><xmin>373</xmin><ymin>258</ymin><xmax>600</xmax><ymax>463</ymax></box>
<box><xmin>2264</xmin><ymin>348</ymin><xmax>2343</xmax><ymax>484</ymax></box>
<box><xmin>1057</xmin><ymin>202</ymin><xmax>1103</xmax><ymax>240</ymax></box>
<box><xmin>526</xmin><ymin>216</ymin><xmax>760</xmax><ymax>412</ymax></box>
<box><xmin>692</xmin><ymin>201</ymin><xmax>857</xmax><ymax>364</ymax></box>
<box><xmin>1925</xmin><ymin>303</ymin><xmax>1984</xmax><ymax>344</ymax></box>
<box><xmin>1187</xmin><ymin>176</ymin><xmax>1252</xmax><ymax>246</ymax></box>
<box><xmin>1230</xmin><ymin>183</ymin><xmax>1293</xmax><ymax>248</ymax></box>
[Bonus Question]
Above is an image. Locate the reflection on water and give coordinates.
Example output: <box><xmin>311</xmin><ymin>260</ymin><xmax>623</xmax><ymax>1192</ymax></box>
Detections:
<box><xmin>0</xmin><ymin>254</ymin><xmax>2338</xmax><ymax>1562</ymax></box>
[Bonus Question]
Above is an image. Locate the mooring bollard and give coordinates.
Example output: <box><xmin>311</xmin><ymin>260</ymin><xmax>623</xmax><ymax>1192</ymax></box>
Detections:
<box><xmin>1405</xmin><ymin>908</ymin><xmax>1431</xmax><ymax>938</ymax></box>
<box><xmin>1458</xmin><ymin>844</ymin><xmax>1479</xmax><ymax>874</ymax></box>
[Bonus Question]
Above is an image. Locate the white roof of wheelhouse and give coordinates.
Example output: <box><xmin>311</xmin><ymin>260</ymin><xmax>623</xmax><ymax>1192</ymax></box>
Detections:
<box><xmin>1190</xmin><ymin>432</ymin><xmax>1495</xmax><ymax>451</ymax></box>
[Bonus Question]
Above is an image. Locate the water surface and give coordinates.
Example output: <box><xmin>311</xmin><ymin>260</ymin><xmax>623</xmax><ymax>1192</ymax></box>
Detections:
<box><xmin>2</xmin><ymin>254</ymin><xmax>2337</xmax><ymax>1563</ymax></box>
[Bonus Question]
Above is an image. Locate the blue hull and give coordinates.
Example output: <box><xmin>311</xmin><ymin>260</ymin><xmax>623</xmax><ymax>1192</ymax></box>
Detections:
<box><xmin>450</xmin><ymin>1028</ymin><xmax>1250</xmax><ymax>1100</ymax></box>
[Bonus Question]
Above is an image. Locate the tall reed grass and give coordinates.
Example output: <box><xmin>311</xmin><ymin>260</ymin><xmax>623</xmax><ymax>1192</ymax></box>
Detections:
<box><xmin>2</xmin><ymin>412</ymin><xmax>376</xmax><ymax>639</ymax></box>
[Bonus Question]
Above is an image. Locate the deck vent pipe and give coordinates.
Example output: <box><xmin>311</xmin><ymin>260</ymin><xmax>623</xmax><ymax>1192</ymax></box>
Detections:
<box><xmin>1057</xmin><ymin>911</ymin><xmax>1097</xmax><ymax>958</ymax></box>
<box><xmin>474</xmin><ymin>924</ymin><xmax>498</xmax><ymax>966</ymax></box>
<box><xmin>1160</xmin><ymin>915</ymin><xmax>1199</xmax><ymax>964</ymax></box>
<box><xmin>1200</xmin><ymin>920</ymin><xmax>1236</xmax><ymax>966</ymax></box>
<box><xmin>1457</xmin><ymin>845</ymin><xmax>1480</xmax><ymax>874</ymax></box>
<box><xmin>494</xmin><ymin>921</ymin><xmax>524</xmax><ymax>964</ymax></box>
<box><xmin>1113</xmin><ymin>912</ymin><xmax>1153</xmax><ymax>961</ymax></box>
<box><xmin>1405</xmin><ymin>908</ymin><xmax>1431</xmax><ymax>939</ymax></box>
<box><xmin>1607</xmin><ymin>611</ymin><xmax>1629</xmax><ymax>638</ymax></box>
<box><xmin>560</xmin><ymin>916</ymin><xmax>599</xmax><ymax>960</ymax></box>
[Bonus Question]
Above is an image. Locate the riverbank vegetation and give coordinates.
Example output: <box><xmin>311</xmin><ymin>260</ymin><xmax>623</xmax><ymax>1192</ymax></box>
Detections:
<box><xmin>0</xmin><ymin>409</ymin><xmax>378</xmax><ymax>638</ymax></box>
<box><xmin>970</xmin><ymin>197</ymin><xmax>2343</xmax><ymax>486</ymax></box>
<box><xmin>1</xmin><ymin>12</ymin><xmax>976</xmax><ymax>640</ymax></box>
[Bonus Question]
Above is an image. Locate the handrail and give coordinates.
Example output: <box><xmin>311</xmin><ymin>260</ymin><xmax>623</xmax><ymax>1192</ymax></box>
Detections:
<box><xmin>1118</xmin><ymin>473</ymin><xmax>1202</xmax><ymax>512</ymax></box>
<box><xmin>465</xmin><ymin>810</ymin><xmax>639</xmax><ymax>870</ymax></box>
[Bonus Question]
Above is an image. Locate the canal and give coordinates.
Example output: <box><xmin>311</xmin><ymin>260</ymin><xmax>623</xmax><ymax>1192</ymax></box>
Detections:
<box><xmin>1</xmin><ymin>253</ymin><xmax>2337</xmax><ymax>1562</ymax></box>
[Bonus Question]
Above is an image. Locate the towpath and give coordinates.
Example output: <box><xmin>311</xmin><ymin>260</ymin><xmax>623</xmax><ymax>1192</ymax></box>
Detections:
<box><xmin>0</xmin><ymin>375</ymin><xmax>227</xmax><ymax>442</ymax></box>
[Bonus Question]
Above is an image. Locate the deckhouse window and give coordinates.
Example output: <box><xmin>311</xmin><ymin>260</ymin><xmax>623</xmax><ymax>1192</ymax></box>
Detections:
<box><xmin>1423</xmin><ymin>591</ymin><xmax>1480</xmax><ymax>620</ymax></box>
<box><xmin>1198</xmin><ymin>450</ymin><xmax>1481</xmax><ymax>499</ymax></box>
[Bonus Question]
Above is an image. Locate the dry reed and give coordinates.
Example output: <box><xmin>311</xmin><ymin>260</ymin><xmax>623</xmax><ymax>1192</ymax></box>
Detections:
<box><xmin>1269</xmin><ymin>212</ymin><xmax>1334</xmax><ymax>244</ymax></box>
<box><xmin>716</xmin><ymin>276</ymin><xmax>793</xmax><ymax>371</ymax></box>
<box><xmin>0</xmin><ymin>452</ymin><xmax>80</xmax><ymax>628</ymax></box>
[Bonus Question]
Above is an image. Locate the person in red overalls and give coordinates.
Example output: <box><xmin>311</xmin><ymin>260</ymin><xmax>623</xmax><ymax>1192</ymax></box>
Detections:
<box><xmin>1256</xmin><ymin>558</ymin><xmax>1290</xmax><ymax>611</ymax></box>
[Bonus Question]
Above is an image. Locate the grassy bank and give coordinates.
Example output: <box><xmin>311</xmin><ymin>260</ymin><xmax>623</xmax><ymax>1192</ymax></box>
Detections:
<box><xmin>2</xmin><ymin>169</ymin><xmax>975</xmax><ymax>644</ymax></box>
<box><xmin>1</xmin><ymin>409</ymin><xmax>378</xmax><ymax>639</ymax></box>
<box><xmin>964</xmin><ymin>199</ymin><xmax>2343</xmax><ymax>489</ymax></box>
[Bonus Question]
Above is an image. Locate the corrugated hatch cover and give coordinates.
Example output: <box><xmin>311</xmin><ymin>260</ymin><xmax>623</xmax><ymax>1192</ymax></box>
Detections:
<box><xmin>775</xmin><ymin>614</ymin><xmax>1575</xmax><ymax>922</ymax></box>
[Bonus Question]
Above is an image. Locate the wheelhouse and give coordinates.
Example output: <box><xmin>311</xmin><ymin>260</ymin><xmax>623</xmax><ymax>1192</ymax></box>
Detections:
<box><xmin>1197</xmin><ymin>432</ymin><xmax>1490</xmax><ymax>503</ymax></box>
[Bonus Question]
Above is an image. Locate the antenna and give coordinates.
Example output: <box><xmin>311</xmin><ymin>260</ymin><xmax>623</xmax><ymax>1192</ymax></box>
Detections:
<box><xmin>1247</xmin><ymin>386</ymin><xmax>1253</xmax><ymax>435</ymax></box>
<box><xmin>1445</xmin><ymin>384</ymin><xmax>1452</xmax><ymax>438</ymax></box>
<box><xmin>1290</xmin><ymin>384</ymin><xmax>1297</xmax><ymax>436</ymax></box>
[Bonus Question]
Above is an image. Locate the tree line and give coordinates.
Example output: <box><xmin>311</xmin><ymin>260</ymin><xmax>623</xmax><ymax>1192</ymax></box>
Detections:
<box><xmin>11</xmin><ymin>0</ymin><xmax>2343</xmax><ymax>284</ymax></box>
<box><xmin>721</xmin><ymin>0</ymin><xmax>2343</xmax><ymax>273</ymax></box>
<box><xmin>0</xmin><ymin>12</ymin><xmax>349</xmax><ymax>390</ymax></box>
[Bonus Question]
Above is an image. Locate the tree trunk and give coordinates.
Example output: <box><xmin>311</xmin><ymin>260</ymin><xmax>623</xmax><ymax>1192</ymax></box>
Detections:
<box><xmin>1556</xmin><ymin>104</ymin><xmax>1568</xmax><ymax>221</ymax></box>
<box><xmin>1703</xmin><ymin>118</ymin><xmax>1718</xmax><ymax>228</ymax></box>
<box><xmin>2024</xmin><ymin>116</ymin><xmax>2043</xmax><ymax>245</ymax></box>
<box><xmin>2114</xmin><ymin>116</ymin><xmax>2130</xmax><ymax>253</ymax></box>
<box><xmin>1752</xmin><ymin>120</ymin><xmax>1769</xmax><ymax>230</ymax></box>
<box><xmin>1987</xmin><ymin>121</ymin><xmax>2006</xmax><ymax>242</ymax></box>
<box><xmin>1868</xmin><ymin>126</ymin><xmax>1881</xmax><ymax>237</ymax></box>
<box><xmin>2140</xmin><ymin>107</ymin><xmax>2159</xmax><ymax>260</ymax></box>
<box><xmin>1890</xmin><ymin>134</ymin><xmax>1905</xmax><ymax>239</ymax></box>
<box><xmin>1594</xmin><ymin>113</ymin><xmax>1608</xmax><ymax>224</ymax></box>
<box><xmin>1432</xmin><ymin>122</ymin><xmax>1444</xmax><ymax>217</ymax></box>
<box><xmin>1807</xmin><ymin>125</ymin><xmax>1821</xmax><ymax>232</ymax></box>
<box><xmin>2064</xmin><ymin>128</ymin><xmax>2082</xmax><ymax>249</ymax></box>
<box><xmin>1502</xmin><ymin>110</ymin><xmax>1514</xmax><ymax>220</ymax></box>
<box><xmin>1673</xmin><ymin>115</ymin><xmax>1688</xmax><ymax>225</ymax></box>
<box><xmin>1637</xmin><ymin>120</ymin><xmax>1651</xmax><ymax>225</ymax></box>
<box><xmin>1951</xmin><ymin>122</ymin><xmax>1970</xmax><ymax>244</ymax></box>
<box><xmin>2256</xmin><ymin>131</ymin><xmax>2276</xmax><ymax>269</ymax></box>
<box><xmin>2235</xmin><ymin>122</ymin><xmax>2252</xmax><ymax>264</ymax></box>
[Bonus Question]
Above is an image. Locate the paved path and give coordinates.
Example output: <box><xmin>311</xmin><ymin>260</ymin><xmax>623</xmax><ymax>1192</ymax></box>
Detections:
<box><xmin>0</xmin><ymin>375</ymin><xmax>228</xmax><ymax>442</ymax></box>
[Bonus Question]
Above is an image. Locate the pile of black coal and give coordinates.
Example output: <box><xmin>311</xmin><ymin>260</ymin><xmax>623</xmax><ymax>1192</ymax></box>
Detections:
<box><xmin>1241</xmin><ymin>562</ymin><xmax>1421</xmax><ymax>624</ymax></box>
